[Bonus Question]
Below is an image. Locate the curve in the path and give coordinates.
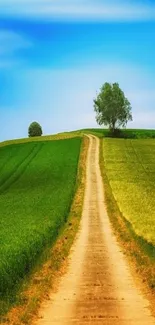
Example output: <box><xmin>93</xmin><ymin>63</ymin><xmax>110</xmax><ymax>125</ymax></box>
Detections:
<box><xmin>36</xmin><ymin>135</ymin><xmax>155</xmax><ymax>325</ymax></box>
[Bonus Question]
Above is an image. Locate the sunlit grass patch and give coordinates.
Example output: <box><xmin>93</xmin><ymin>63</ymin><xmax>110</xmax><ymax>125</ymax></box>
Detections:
<box><xmin>103</xmin><ymin>138</ymin><xmax>155</xmax><ymax>245</ymax></box>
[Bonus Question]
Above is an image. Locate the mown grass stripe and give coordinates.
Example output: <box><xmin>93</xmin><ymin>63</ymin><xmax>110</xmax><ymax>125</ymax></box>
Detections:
<box><xmin>0</xmin><ymin>138</ymin><xmax>82</xmax><ymax>308</ymax></box>
<box><xmin>0</xmin><ymin>143</ymin><xmax>43</xmax><ymax>194</ymax></box>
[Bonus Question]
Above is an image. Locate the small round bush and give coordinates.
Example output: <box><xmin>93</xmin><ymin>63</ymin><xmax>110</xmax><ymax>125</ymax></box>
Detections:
<box><xmin>28</xmin><ymin>121</ymin><xmax>43</xmax><ymax>137</ymax></box>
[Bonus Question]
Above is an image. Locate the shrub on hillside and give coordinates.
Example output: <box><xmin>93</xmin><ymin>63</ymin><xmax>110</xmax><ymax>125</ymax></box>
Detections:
<box><xmin>28</xmin><ymin>121</ymin><xmax>43</xmax><ymax>137</ymax></box>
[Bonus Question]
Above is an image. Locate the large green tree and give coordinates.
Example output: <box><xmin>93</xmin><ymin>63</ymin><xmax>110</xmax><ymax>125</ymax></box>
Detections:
<box><xmin>94</xmin><ymin>82</ymin><xmax>132</xmax><ymax>132</ymax></box>
<box><xmin>28</xmin><ymin>121</ymin><xmax>43</xmax><ymax>137</ymax></box>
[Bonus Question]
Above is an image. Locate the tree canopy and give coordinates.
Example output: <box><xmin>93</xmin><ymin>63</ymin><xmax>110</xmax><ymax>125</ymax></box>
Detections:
<box><xmin>28</xmin><ymin>121</ymin><xmax>43</xmax><ymax>137</ymax></box>
<box><xmin>94</xmin><ymin>82</ymin><xmax>132</xmax><ymax>132</ymax></box>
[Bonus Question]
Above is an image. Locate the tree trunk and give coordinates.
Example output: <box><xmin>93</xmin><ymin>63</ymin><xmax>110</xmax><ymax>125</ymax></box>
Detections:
<box><xmin>111</xmin><ymin>121</ymin><xmax>116</xmax><ymax>134</ymax></box>
<box><xmin>109</xmin><ymin>121</ymin><xmax>116</xmax><ymax>136</ymax></box>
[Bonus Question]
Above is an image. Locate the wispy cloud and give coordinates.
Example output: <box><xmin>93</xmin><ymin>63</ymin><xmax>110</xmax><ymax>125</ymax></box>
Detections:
<box><xmin>0</xmin><ymin>30</ymin><xmax>32</xmax><ymax>69</ymax></box>
<box><xmin>0</xmin><ymin>30</ymin><xmax>31</xmax><ymax>55</ymax></box>
<box><xmin>0</xmin><ymin>0</ymin><xmax>155</xmax><ymax>21</ymax></box>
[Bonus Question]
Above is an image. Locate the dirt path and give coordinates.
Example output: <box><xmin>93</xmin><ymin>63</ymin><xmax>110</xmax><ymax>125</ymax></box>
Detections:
<box><xmin>36</xmin><ymin>135</ymin><xmax>155</xmax><ymax>325</ymax></box>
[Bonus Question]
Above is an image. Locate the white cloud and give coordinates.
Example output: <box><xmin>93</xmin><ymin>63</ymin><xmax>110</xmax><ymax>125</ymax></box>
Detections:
<box><xmin>128</xmin><ymin>111</ymin><xmax>155</xmax><ymax>129</ymax></box>
<box><xmin>127</xmin><ymin>90</ymin><xmax>155</xmax><ymax>109</ymax></box>
<box><xmin>0</xmin><ymin>30</ymin><xmax>32</xmax><ymax>55</ymax></box>
<box><xmin>0</xmin><ymin>0</ymin><xmax>155</xmax><ymax>21</ymax></box>
<box><xmin>127</xmin><ymin>90</ymin><xmax>155</xmax><ymax>129</ymax></box>
<box><xmin>0</xmin><ymin>30</ymin><xmax>32</xmax><ymax>69</ymax></box>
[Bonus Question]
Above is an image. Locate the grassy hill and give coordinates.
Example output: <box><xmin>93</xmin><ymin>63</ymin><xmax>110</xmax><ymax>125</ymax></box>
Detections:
<box><xmin>1</xmin><ymin>128</ymin><xmax>155</xmax><ymax>148</ymax></box>
<box><xmin>0</xmin><ymin>131</ymin><xmax>82</xmax><ymax>148</ymax></box>
<box><xmin>1</xmin><ymin>128</ymin><xmax>155</xmax><ymax>316</ymax></box>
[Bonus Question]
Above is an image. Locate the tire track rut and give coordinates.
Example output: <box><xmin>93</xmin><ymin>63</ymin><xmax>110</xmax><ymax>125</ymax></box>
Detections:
<box><xmin>36</xmin><ymin>135</ymin><xmax>155</xmax><ymax>325</ymax></box>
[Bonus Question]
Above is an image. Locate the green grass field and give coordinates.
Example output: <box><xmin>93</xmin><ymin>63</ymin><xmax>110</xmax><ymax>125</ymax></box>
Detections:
<box><xmin>102</xmin><ymin>138</ymin><xmax>155</xmax><ymax>246</ymax></box>
<box><xmin>0</xmin><ymin>137</ymin><xmax>81</xmax><ymax>298</ymax></box>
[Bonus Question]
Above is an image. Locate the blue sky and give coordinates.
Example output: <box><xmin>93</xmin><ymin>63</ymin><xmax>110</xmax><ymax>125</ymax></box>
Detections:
<box><xmin>0</xmin><ymin>0</ymin><xmax>155</xmax><ymax>140</ymax></box>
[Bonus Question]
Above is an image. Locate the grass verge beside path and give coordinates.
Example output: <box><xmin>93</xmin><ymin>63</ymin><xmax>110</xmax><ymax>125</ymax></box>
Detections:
<box><xmin>99</xmin><ymin>138</ymin><xmax>155</xmax><ymax>306</ymax></box>
<box><xmin>1</xmin><ymin>136</ymin><xmax>89</xmax><ymax>325</ymax></box>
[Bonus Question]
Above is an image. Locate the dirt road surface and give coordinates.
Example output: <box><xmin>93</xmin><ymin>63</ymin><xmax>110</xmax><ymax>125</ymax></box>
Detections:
<box><xmin>36</xmin><ymin>135</ymin><xmax>155</xmax><ymax>324</ymax></box>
